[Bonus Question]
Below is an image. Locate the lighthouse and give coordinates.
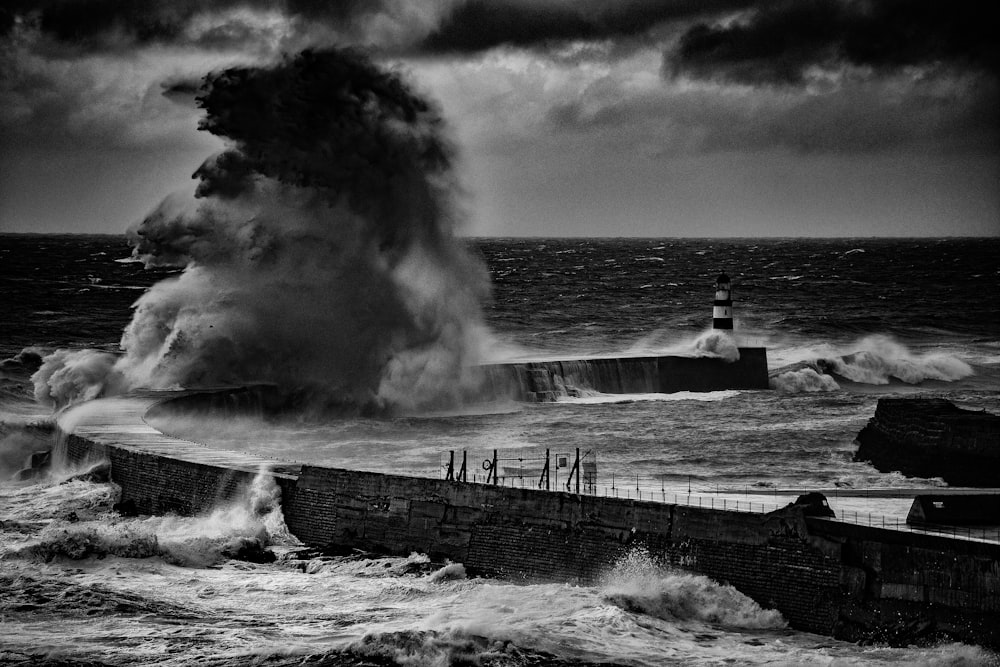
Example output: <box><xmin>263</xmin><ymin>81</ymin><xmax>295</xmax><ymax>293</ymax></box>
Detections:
<box><xmin>713</xmin><ymin>273</ymin><xmax>733</xmax><ymax>330</ymax></box>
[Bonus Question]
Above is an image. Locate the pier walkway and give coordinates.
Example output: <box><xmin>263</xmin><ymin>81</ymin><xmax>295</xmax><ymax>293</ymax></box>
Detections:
<box><xmin>57</xmin><ymin>392</ymin><xmax>302</xmax><ymax>480</ymax></box>
<box><xmin>57</xmin><ymin>391</ymin><xmax>999</xmax><ymax>544</ymax></box>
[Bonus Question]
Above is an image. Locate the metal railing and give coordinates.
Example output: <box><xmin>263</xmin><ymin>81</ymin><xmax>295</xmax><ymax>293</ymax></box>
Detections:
<box><xmin>820</xmin><ymin>510</ymin><xmax>1000</xmax><ymax>543</ymax></box>
<box><xmin>441</xmin><ymin>449</ymin><xmax>1000</xmax><ymax>545</ymax></box>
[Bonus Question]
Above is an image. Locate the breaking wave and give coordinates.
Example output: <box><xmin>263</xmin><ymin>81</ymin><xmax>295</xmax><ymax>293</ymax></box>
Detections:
<box><xmin>769</xmin><ymin>335</ymin><xmax>974</xmax><ymax>393</ymax></box>
<box><xmin>8</xmin><ymin>469</ymin><xmax>296</xmax><ymax>567</ymax></box>
<box><xmin>30</xmin><ymin>48</ymin><xmax>491</xmax><ymax>414</ymax></box>
<box><xmin>601</xmin><ymin>548</ymin><xmax>786</xmax><ymax>629</ymax></box>
<box><xmin>771</xmin><ymin>366</ymin><xmax>841</xmax><ymax>393</ymax></box>
<box><xmin>822</xmin><ymin>336</ymin><xmax>973</xmax><ymax>385</ymax></box>
<box><xmin>625</xmin><ymin>328</ymin><xmax>741</xmax><ymax>362</ymax></box>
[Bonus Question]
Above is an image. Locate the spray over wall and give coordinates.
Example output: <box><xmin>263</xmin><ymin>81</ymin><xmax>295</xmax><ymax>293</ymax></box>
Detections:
<box><xmin>36</xmin><ymin>48</ymin><xmax>490</xmax><ymax>411</ymax></box>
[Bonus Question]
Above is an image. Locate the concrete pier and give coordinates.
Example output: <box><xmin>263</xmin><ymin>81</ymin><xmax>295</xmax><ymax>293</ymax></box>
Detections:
<box><xmin>480</xmin><ymin>348</ymin><xmax>770</xmax><ymax>402</ymax></box>
<box><xmin>57</xmin><ymin>390</ymin><xmax>1000</xmax><ymax>650</ymax></box>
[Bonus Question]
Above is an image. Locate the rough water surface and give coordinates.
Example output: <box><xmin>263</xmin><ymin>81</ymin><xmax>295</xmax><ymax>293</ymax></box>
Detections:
<box><xmin>2</xmin><ymin>235</ymin><xmax>999</xmax><ymax>665</ymax></box>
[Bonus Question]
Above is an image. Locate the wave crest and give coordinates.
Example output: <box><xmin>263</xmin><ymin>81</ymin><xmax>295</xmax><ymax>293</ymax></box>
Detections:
<box><xmin>601</xmin><ymin>548</ymin><xmax>786</xmax><ymax>629</ymax></box>
<box><xmin>770</xmin><ymin>335</ymin><xmax>975</xmax><ymax>393</ymax></box>
<box><xmin>770</xmin><ymin>367</ymin><xmax>840</xmax><ymax>393</ymax></box>
<box><xmin>31</xmin><ymin>349</ymin><xmax>124</xmax><ymax>410</ymax></box>
<box><xmin>823</xmin><ymin>336</ymin><xmax>973</xmax><ymax>385</ymax></box>
<box><xmin>12</xmin><ymin>469</ymin><xmax>297</xmax><ymax>567</ymax></box>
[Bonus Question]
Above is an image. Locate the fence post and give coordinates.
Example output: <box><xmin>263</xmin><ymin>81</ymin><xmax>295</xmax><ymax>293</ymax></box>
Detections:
<box><xmin>539</xmin><ymin>449</ymin><xmax>550</xmax><ymax>490</ymax></box>
<box><xmin>486</xmin><ymin>449</ymin><xmax>498</xmax><ymax>485</ymax></box>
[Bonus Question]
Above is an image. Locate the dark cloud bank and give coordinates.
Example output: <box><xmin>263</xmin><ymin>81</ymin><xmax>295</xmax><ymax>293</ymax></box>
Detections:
<box><xmin>7</xmin><ymin>0</ymin><xmax>996</xmax><ymax>155</ymax></box>
<box><xmin>673</xmin><ymin>0</ymin><xmax>998</xmax><ymax>83</ymax></box>
<box><xmin>7</xmin><ymin>0</ymin><xmax>996</xmax><ymax>80</ymax></box>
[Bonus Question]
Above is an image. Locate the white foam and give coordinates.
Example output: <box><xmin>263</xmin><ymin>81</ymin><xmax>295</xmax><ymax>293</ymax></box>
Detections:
<box><xmin>770</xmin><ymin>367</ymin><xmax>840</xmax><ymax>393</ymax></box>
<box><xmin>557</xmin><ymin>390</ymin><xmax>741</xmax><ymax>404</ymax></box>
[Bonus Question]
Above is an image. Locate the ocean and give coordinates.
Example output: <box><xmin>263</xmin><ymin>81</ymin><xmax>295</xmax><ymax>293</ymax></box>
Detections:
<box><xmin>1</xmin><ymin>234</ymin><xmax>998</xmax><ymax>665</ymax></box>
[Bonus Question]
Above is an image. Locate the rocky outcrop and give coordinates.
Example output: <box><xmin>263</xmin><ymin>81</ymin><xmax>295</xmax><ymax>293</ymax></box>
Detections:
<box><xmin>855</xmin><ymin>398</ymin><xmax>1000</xmax><ymax>487</ymax></box>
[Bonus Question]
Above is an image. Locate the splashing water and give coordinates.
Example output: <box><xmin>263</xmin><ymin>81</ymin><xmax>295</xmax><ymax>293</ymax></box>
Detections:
<box><xmin>7</xmin><ymin>467</ymin><xmax>297</xmax><ymax>567</ymax></box>
<box><xmin>824</xmin><ymin>335</ymin><xmax>974</xmax><ymax>385</ymax></box>
<box><xmin>767</xmin><ymin>334</ymin><xmax>975</xmax><ymax>393</ymax></box>
<box><xmin>626</xmin><ymin>328</ymin><xmax>742</xmax><ymax>362</ymax></box>
<box><xmin>32</xmin><ymin>48</ymin><xmax>490</xmax><ymax>413</ymax></box>
<box><xmin>771</xmin><ymin>367</ymin><xmax>841</xmax><ymax>393</ymax></box>
<box><xmin>600</xmin><ymin>547</ymin><xmax>786</xmax><ymax>629</ymax></box>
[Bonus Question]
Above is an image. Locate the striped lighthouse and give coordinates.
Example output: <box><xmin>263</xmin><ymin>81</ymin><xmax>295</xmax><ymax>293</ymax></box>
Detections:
<box><xmin>713</xmin><ymin>273</ymin><xmax>733</xmax><ymax>330</ymax></box>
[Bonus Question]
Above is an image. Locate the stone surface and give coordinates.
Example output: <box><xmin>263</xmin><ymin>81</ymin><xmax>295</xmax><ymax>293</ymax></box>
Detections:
<box><xmin>480</xmin><ymin>349</ymin><xmax>769</xmax><ymax>402</ymax></box>
<box><xmin>855</xmin><ymin>398</ymin><xmax>1000</xmax><ymax>487</ymax></box>
<box><xmin>57</xmin><ymin>389</ymin><xmax>1000</xmax><ymax>651</ymax></box>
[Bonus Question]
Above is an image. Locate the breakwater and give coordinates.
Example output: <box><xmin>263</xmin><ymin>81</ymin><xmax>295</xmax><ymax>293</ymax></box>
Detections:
<box><xmin>58</xmin><ymin>391</ymin><xmax>999</xmax><ymax>650</ymax></box>
<box><xmin>480</xmin><ymin>348</ymin><xmax>769</xmax><ymax>401</ymax></box>
<box><xmin>856</xmin><ymin>398</ymin><xmax>1000</xmax><ymax>487</ymax></box>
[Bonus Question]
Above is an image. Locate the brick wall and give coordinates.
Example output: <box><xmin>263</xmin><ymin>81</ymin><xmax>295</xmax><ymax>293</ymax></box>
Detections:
<box><xmin>809</xmin><ymin>518</ymin><xmax>1000</xmax><ymax>646</ymax></box>
<box><xmin>284</xmin><ymin>464</ymin><xmax>841</xmax><ymax>633</ymax></box>
<box><xmin>67</xmin><ymin>434</ymin><xmax>297</xmax><ymax>516</ymax></box>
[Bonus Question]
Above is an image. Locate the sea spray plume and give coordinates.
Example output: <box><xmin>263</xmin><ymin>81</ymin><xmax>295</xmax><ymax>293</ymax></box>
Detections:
<box><xmin>625</xmin><ymin>328</ymin><xmax>740</xmax><ymax>362</ymax></box>
<box><xmin>120</xmin><ymin>48</ymin><xmax>490</xmax><ymax>410</ymax></box>
<box><xmin>32</xmin><ymin>349</ymin><xmax>125</xmax><ymax>409</ymax></box>
<box><xmin>601</xmin><ymin>547</ymin><xmax>786</xmax><ymax>629</ymax></box>
<box><xmin>767</xmin><ymin>334</ymin><xmax>974</xmax><ymax>393</ymax></box>
<box><xmin>692</xmin><ymin>329</ymin><xmax>740</xmax><ymax>362</ymax></box>
<box><xmin>770</xmin><ymin>366</ymin><xmax>840</xmax><ymax>393</ymax></box>
<box><xmin>14</xmin><ymin>468</ymin><xmax>297</xmax><ymax>566</ymax></box>
<box><xmin>822</xmin><ymin>335</ymin><xmax>973</xmax><ymax>385</ymax></box>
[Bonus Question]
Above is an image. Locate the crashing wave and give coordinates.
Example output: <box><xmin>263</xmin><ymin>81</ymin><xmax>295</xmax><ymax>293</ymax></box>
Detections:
<box><xmin>31</xmin><ymin>48</ymin><xmax>491</xmax><ymax>415</ymax></box>
<box><xmin>770</xmin><ymin>335</ymin><xmax>973</xmax><ymax>393</ymax></box>
<box><xmin>820</xmin><ymin>336</ymin><xmax>973</xmax><ymax>385</ymax></box>
<box><xmin>600</xmin><ymin>548</ymin><xmax>786</xmax><ymax>629</ymax></box>
<box><xmin>770</xmin><ymin>366</ymin><xmax>840</xmax><ymax>393</ymax></box>
<box><xmin>9</xmin><ymin>469</ymin><xmax>297</xmax><ymax>567</ymax></box>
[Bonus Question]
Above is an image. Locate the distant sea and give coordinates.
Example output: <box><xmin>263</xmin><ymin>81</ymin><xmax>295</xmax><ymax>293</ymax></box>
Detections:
<box><xmin>2</xmin><ymin>234</ymin><xmax>998</xmax><ymax>665</ymax></box>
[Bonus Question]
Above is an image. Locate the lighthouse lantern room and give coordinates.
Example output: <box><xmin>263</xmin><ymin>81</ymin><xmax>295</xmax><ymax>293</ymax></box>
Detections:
<box><xmin>713</xmin><ymin>273</ymin><xmax>734</xmax><ymax>330</ymax></box>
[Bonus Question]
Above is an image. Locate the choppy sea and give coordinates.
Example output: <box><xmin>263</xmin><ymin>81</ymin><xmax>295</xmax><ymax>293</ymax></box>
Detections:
<box><xmin>2</xmin><ymin>234</ymin><xmax>998</xmax><ymax>665</ymax></box>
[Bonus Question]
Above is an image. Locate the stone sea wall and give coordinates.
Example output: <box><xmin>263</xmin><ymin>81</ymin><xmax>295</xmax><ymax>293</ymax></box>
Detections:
<box><xmin>480</xmin><ymin>348</ymin><xmax>770</xmax><ymax>401</ymax></box>
<box><xmin>58</xmin><ymin>392</ymin><xmax>1000</xmax><ymax>650</ymax></box>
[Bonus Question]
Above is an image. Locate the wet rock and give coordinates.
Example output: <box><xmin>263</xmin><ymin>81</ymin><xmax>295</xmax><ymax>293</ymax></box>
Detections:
<box><xmin>855</xmin><ymin>398</ymin><xmax>1000</xmax><ymax>487</ymax></box>
<box><xmin>12</xmin><ymin>450</ymin><xmax>52</xmax><ymax>481</ymax></box>
<box><xmin>63</xmin><ymin>462</ymin><xmax>110</xmax><ymax>484</ymax></box>
<box><xmin>222</xmin><ymin>537</ymin><xmax>276</xmax><ymax>564</ymax></box>
<box><xmin>113</xmin><ymin>499</ymin><xmax>138</xmax><ymax>517</ymax></box>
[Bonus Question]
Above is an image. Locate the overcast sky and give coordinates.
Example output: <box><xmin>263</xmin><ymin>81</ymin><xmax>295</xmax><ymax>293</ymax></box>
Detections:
<box><xmin>2</xmin><ymin>0</ymin><xmax>998</xmax><ymax>237</ymax></box>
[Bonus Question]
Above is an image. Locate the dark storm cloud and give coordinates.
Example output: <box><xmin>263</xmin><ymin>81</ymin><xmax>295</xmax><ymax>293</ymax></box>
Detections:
<box><xmin>5</xmin><ymin>0</ymin><xmax>189</xmax><ymax>47</ymax></box>
<box><xmin>1</xmin><ymin>0</ymin><xmax>392</xmax><ymax>51</ymax></box>
<box><xmin>419</xmin><ymin>0</ymin><xmax>755</xmax><ymax>54</ymax></box>
<box><xmin>2</xmin><ymin>0</ymin><xmax>759</xmax><ymax>55</ymax></box>
<box><xmin>2</xmin><ymin>0</ymin><xmax>417</xmax><ymax>156</ymax></box>
<box><xmin>547</xmin><ymin>68</ymin><xmax>999</xmax><ymax>155</ymax></box>
<box><xmin>670</xmin><ymin>0</ymin><xmax>999</xmax><ymax>84</ymax></box>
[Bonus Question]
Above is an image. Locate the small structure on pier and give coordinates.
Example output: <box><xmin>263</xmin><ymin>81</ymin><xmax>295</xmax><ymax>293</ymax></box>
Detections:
<box><xmin>713</xmin><ymin>273</ymin><xmax>734</xmax><ymax>330</ymax></box>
